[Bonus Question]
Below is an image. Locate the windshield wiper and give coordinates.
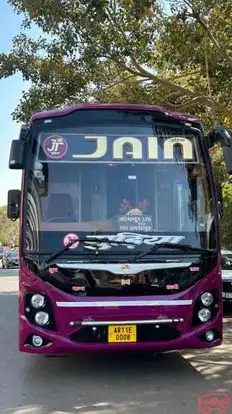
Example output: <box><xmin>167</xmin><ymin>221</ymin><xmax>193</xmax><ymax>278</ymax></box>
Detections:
<box><xmin>37</xmin><ymin>237</ymin><xmax>139</xmax><ymax>271</ymax></box>
<box><xmin>133</xmin><ymin>243</ymin><xmax>214</xmax><ymax>262</ymax></box>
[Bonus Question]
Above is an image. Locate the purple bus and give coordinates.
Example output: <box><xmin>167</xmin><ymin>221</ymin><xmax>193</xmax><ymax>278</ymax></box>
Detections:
<box><xmin>7</xmin><ymin>103</ymin><xmax>232</xmax><ymax>354</ymax></box>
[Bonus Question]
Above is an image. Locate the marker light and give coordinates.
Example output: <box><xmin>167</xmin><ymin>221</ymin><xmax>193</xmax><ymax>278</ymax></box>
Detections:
<box><xmin>200</xmin><ymin>292</ymin><xmax>214</xmax><ymax>307</ymax></box>
<box><xmin>198</xmin><ymin>308</ymin><xmax>212</xmax><ymax>323</ymax></box>
<box><xmin>31</xmin><ymin>294</ymin><xmax>45</xmax><ymax>309</ymax></box>
<box><xmin>35</xmin><ymin>311</ymin><xmax>49</xmax><ymax>326</ymax></box>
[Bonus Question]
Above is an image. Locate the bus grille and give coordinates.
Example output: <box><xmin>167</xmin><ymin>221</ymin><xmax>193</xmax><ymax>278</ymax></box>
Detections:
<box><xmin>223</xmin><ymin>282</ymin><xmax>232</xmax><ymax>292</ymax></box>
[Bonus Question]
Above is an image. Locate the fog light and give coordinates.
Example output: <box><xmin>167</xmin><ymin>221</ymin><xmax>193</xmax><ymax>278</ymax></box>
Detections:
<box><xmin>198</xmin><ymin>308</ymin><xmax>211</xmax><ymax>322</ymax></box>
<box><xmin>205</xmin><ymin>330</ymin><xmax>214</xmax><ymax>342</ymax></box>
<box><xmin>200</xmin><ymin>292</ymin><xmax>213</xmax><ymax>307</ymax></box>
<box><xmin>31</xmin><ymin>294</ymin><xmax>45</xmax><ymax>309</ymax></box>
<box><xmin>35</xmin><ymin>311</ymin><xmax>49</xmax><ymax>326</ymax></box>
<box><xmin>32</xmin><ymin>335</ymin><xmax>43</xmax><ymax>347</ymax></box>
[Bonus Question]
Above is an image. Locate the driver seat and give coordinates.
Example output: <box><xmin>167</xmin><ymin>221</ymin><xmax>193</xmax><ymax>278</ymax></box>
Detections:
<box><xmin>46</xmin><ymin>193</ymin><xmax>76</xmax><ymax>222</ymax></box>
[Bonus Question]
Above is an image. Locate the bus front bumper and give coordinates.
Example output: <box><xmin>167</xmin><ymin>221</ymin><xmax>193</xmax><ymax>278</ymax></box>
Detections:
<box><xmin>19</xmin><ymin>313</ymin><xmax>222</xmax><ymax>354</ymax></box>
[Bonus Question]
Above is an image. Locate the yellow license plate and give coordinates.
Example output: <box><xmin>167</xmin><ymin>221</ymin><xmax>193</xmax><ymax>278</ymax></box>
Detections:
<box><xmin>108</xmin><ymin>325</ymin><xmax>137</xmax><ymax>343</ymax></box>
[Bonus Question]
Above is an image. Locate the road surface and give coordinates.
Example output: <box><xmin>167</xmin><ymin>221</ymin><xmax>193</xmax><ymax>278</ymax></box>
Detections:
<box><xmin>0</xmin><ymin>269</ymin><xmax>231</xmax><ymax>414</ymax></box>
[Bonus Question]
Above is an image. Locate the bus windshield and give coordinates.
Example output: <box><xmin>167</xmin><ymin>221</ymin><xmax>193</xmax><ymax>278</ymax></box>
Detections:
<box><xmin>24</xmin><ymin>116</ymin><xmax>216</xmax><ymax>254</ymax></box>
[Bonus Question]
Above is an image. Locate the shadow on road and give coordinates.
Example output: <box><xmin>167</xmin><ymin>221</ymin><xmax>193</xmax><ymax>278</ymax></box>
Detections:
<box><xmin>183</xmin><ymin>315</ymin><xmax>232</xmax><ymax>387</ymax></box>
<box><xmin>0</xmin><ymin>294</ymin><xmax>231</xmax><ymax>414</ymax></box>
<box><xmin>2</xmin><ymin>350</ymin><xmax>205</xmax><ymax>414</ymax></box>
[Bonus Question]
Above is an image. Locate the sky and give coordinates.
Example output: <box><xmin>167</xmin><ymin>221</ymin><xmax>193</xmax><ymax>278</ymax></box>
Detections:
<box><xmin>0</xmin><ymin>1</ymin><xmax>36</xmax><ymax>206</ymax></box>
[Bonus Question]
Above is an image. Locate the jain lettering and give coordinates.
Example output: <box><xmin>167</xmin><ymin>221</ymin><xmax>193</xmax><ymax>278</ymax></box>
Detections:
<box><xmin>72</xmin><ymin>135</ymin><xmax>194</xmax><ymax>161</ymax></box>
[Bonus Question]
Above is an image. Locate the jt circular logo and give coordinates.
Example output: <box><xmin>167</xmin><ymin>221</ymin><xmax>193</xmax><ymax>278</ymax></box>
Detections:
<box><xmin>43</xmin><ymin>135</ymin><xmax>68</xmax><ymax>159</ymax></box>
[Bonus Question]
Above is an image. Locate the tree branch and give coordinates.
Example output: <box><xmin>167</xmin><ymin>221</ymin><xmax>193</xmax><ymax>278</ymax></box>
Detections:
<box><xmin>102</xmin><ymin>5</ymin><xmax>232</xmax><ymax>120</ymax></box>
<box><xmin>97</xmin><ymin>74</ymin><xmax>135</xmax><ymax>92</ymax></box>
<box><xmin>104</xmin><ymin>0</ymin><xmax>232</xmax><ymax>116</ymax></box>
<box><xmin>204</xmin><ymin>32</ymin><xmax>211</xmax><ymax>97</ymax></box>
<box><xmin>115</xmin><ymin>57</ymin><xmax>232</xmax><ymax>117</ymax></box>
<box><xmin>131</xmin><ymin>59</ymin><xmax>207</xmax><ymax>98</ymax></box>
<box><xmin>166</xmin><ymin>70</ymin><xmax>201</xmax><ymax>82</ymax></box>
<box><xmin>165</xmin><ymin>96</ymin><xmax>209</xmax><ymax>111</ymax></box>
<box><xmin>183</xmin><ymin>0</ymin><xmax>232</xmax><ymax>66</ymax></box>
<box><xmin>91</xmin><ymin>74</ymin><xmax>151</xmax><ymax>99</ymax></box>
<box><xmin>161</xmin><ymin>91</ymin><xmax>185</xmax><ymax>103</ymax></box>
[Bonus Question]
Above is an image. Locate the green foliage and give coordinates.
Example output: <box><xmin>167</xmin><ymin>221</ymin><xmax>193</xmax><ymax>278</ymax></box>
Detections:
<box><xmin>0</xmin><ymin>206</ymin><xmax>19</xmax><ymax>247</ymax></box>
<box><xmin>210</xmin><ymin>146</ymin><xmax>232</xmax><ymax>248</ymax></box>
<box><xmin>221</xmin><ymin>182</ymin><xmax>232</xmax><ymax>249</ymax></box>
<box><xmin>1</xmin><ymin>0</ymin><xmax>232</xmax><ymax>125</ymax></box>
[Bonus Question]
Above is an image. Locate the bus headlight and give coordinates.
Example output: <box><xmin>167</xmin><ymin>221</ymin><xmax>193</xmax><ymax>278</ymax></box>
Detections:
<box><xmin>31</xmin><ymin>294</ymin><xmax>45</xmax><ymax>309</ymax></box>
<box><xmin>198</xmin><ymin>308</ymin><xmax>211</xmax><ymax>323</ymax></box>
<box><xmin>200</xmin><ymin>292</ymin><xmax>214</xmax><ymax>307</ymax></box>
<box><xmin>35</xmin><ymin>311</ymin><xmax>49</xmax><ymax>326</ymax></box>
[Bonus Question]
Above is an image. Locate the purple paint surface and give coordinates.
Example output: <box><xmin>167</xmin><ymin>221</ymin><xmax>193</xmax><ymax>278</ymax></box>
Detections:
<box><xmin>31</xmin><ymin>103</ymin><xmax>201</xmax><ymax>123</ymax></box>
<box><xmin>19</xmin><ymin>260</ymin><xmax>222</xmax><ymax>354</ymax></box>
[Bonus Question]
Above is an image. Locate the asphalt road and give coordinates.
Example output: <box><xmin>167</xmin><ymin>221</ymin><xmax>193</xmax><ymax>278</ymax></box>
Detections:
<box><xmin>0</xmin><ymin>268</ymin><xmax>19</xmax><ymax>276</ymax></box>
<box><xmin>0</xmin><ymin>270</ymin><xmax>231</xmax><ymax>414</ymax></box>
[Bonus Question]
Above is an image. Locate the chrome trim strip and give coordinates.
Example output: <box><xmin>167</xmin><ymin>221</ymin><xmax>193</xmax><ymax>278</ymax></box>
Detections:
<box><xmin>56</xmin><ymin>262</ymin><xmax>192</xmax><ymax>274</ymax></box>
<box><xmin>70</xmin><ymin>318</ymin><xmax>184</xmax><ymax>326</ymax></box>
<box><xmin>222</xmin><ymin>271</ymin><xmax>232</xmax><ymax>281</ymax></box>
<box><xmin>222</xmin><ymin>276</ymin><xmax>232</xmax><ymax>281</ymax></box>
<box><xmin>57</xmin><ymin>299</ymin><xmax>192</xmax><ymax>308</ymax></box>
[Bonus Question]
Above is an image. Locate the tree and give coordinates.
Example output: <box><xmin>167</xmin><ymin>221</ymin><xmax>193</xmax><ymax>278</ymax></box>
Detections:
<box><xmin>0</xmin><ymin>206</ymin><xmax>19</xmax><ymax>247</ymax></box>
<box><xmin>0</xmin><ymin>0</ymin><xmax>232</xmax><ymax>127</ymax></box>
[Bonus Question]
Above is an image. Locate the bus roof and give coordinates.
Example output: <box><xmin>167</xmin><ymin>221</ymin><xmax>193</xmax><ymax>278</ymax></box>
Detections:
<box><xmin>30</xmin><ymin>103</ymin><xmax>201</xmax><ymax>124</ymax></box>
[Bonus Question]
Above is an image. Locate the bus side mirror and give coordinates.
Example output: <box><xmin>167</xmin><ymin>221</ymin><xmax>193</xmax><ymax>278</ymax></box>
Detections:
<box><xmin>9</xmin><ymin>140</ymin><xmax>26</xmax><ymax>169</ymax></box>
<box><xmin>208</xmin><ymin>126</ymin><xmax>232</xmax><ymax>175</ymax></box>
<box><xmin>7</xmin><ymin>190</ymin><xmax>21</xmax><ymax>220</ymax></box>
